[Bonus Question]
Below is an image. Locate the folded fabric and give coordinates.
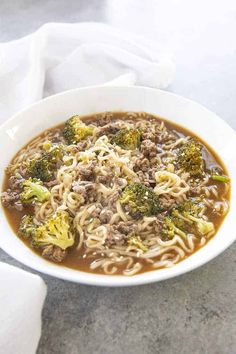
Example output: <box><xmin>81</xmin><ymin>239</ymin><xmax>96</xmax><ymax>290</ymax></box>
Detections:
<box><xmin>0</xmin><ymin>22</ymin><xmax>175</xmax><ymax>123</ymax></box>
<box><xmin>0</xmin><ymin>262</ymin><xmax>47</xmax><ymax>354</ymax></box>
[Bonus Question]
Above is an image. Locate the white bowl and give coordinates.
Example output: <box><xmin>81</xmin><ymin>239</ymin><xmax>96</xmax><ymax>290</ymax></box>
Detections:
<box><xmin>0</xmin><ymin>86</ymin><xmax>235</xmax><ymax>286</ymax></box>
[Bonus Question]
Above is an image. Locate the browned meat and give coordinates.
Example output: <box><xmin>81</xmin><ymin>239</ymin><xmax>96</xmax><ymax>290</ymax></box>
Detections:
<box><xmin>1</xmin><ymin>190</ymin><xmax>23</xmax><ymax>211</ymax></box>
<box><xmin>42</xmin><ymin>245</ymin><xmax>67</xmax><ymax>262</ymax></box>
<box><xmin>98</xmin><ymin>124</ymin><xmax>120</xmax><ymax>137</ymax></box>
<box><xmin>45</xmin><ymin>179</ymin><xmax>58</xmax><ymax>188</ymax></box>
<box><xmin>96</xmin><ymin>172</ymin><xmax>114</xmax><ymax>185</ymax></box>
<box><xmin>68</xmin><ymin>141</ymin><xmax>89</xmax><ymax>154</ymax></box>
<box><xmin>72</xmin><ymin>181</ymin><xmax>93</xmax><ymax>192</ymax></box>
<box><xmin>2</xmin><ymin>175</ymin><xmax>25</xmax><ymax>210</ymax></box>
<box><xmin>140</xmin><ymin>139</ymin><xmax>158</xmax><ymax>158</ymax></box>
<box><xmin>72</xmin><ymin>181</ymin><xmax>96</xmax><ymax>203</ymax></box>
<box><xmin>105</xmin><ymin>221</ymin><xmax>137</xmax><ymax>247</ymax></box>
<box><xmin>136</xmin><ymin>170</ymin><xmax>157</xmax><ymax>187</ymax></box>
<box><xmin>78</xmin><ymin>162</ymin><xmax>95</xmax><ymax>181</ymax></box>
<box><xmin>76</xmin><ymin>140</ymin><xmax>89</xmax><ymax>151</ymax></box>
<box><xmin>136</xmin><ymin>171</ymin><xmax>149</xmax><ymax>186</ymax></box>
<box><xmin>115</xmin><ymin>221</ymin><xmax>137</xmax><ymax>235</ymax></box>
<box><xmin>96</xmin><ymin>175</ymin><xmax>108</xmax><ymax>184</ymax></box>
<box><xmin>51</xmin><ymin>130</ymin><xmax>65</xmax><ymax>144</ymax></box>
<box><xmin>142</xmin><ymin>131</ymin><xmax>157</xmax><ymax>143</ymax></box>
<box><xmin>133</xmin><ymin>155</ymin><xmax>150</xmax><ymax>172</ymax></box>
<box><xmin>159</xmin><ymin>195</ymin><xmax>177</xmax><ymax>211</ymax></box>
<box><xmin>133</xmin><ymin>151</ymin><xmax>160</xmax><ymax>187</ymax></box>
<box><xmin>99</xmin><ymin>209</ymin><xmax>113</xmax><ymax>223</ymax></box>
<box><xmin>105</xmin><ymin>231</ymin><xmax>127</xmax><ymax>247</ymax></box>
<box><xmin>8</xmin><ymin>175</ymin><xmax>25</xmax><ymax>192</ymax></box>
<box><xmin>105</xmin><ymin>227</ymin><xmax>127</xmax><ymax>247</ymax></box>
<box><xmin>140</xmin><ymin>122</ymin><xmax>176</xmax><ymax>145</ymax></box>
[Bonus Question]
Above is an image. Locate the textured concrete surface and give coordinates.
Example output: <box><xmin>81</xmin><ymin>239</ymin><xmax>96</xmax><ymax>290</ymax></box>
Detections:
<box><xmin>0</xmin><ymin>1</ymin><xmax>236</xmax><ymax>354</ymax></box>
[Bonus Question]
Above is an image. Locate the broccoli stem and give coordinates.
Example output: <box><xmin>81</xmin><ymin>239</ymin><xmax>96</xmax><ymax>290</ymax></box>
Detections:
<box><xmin>174</xmin><ymin>226</ymin><xmax>187</xmax><ymax>239</ymax></box>
<box><xmin>211</xmin><ymin>174</ymin><xmax>230</xmax><ymax>183</ymax></box>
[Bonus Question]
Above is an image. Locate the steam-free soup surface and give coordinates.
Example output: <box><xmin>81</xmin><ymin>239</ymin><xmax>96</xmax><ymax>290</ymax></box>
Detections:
<box><xmin>2</xmin><ymin>112</ymin><xmax>230</xmax><ymax>276</ymax></box>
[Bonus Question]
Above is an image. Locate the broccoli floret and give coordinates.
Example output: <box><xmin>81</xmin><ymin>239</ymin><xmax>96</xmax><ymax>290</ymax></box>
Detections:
<box><xmin>177</xmin><ymin>200</ymin><xmax>214</xmax><ymax>235</ymax></box>
<box><xmin>189</xmin><ymin>216</ymin><xmax>214</xmax><ymax>235</ymax></box>
<box><xmin>163</xmin><ymin>199</ymin><xmax>214</xmax><ymax>238</ymax></box>
<box><xmin>127</xmin><ymin>235</ymin><xmax>148</xmax><ymax>252</ymax></box>
<box><xmin>177</xmin><ymin>138</ymin><xmax>204</xmax><ymax>176</ymax></box>
<box><xmin>47</xmin><ymin>144</ymin><xmax>64</xmax><ymax>162</ymax></box>
<box><xmin>28</xmin><ymin>157</ymin><xmax>54</xmax><ymax>182</ymax></box>
<box><xmin>20</xmin><ymin>178</ymin><xmax>50</xmax><ymax>204</ymax></box>
<box><xmin>63</xmin><ymin>115</ymin><xmax>94</xmax><ymax>144</ymax></box>
<box><xmin>31</xmin><ymin>211</ymin><xmax>75</xmax><ymax>250</ymax></box>
<box><xmin>162</xmin><ymin>216</ymin><xmax>187</xmax><ymax>240</ymax></box>
<box><xmin>120</xmin><ymin>183</ymin><xmax>161</xmax><ymax>218</ymax></box>
<box><xmin>174</xmin><ymin>199</ymin><xmax>203</xmax><ymax>218</ymax></box>
<box><xmin>28</xmin><ymin>144</ymin><xmax>64</xmax><ymax>182</ymax></box>
<box><xmin>111</xmin><ymin>129</ymin><xmax>141</xmax><ymax>150</ymax></box>
<box><xmin>18</xmin><ymin>215</ymin><xmax>36</xmax><ymax>239</ymax></box>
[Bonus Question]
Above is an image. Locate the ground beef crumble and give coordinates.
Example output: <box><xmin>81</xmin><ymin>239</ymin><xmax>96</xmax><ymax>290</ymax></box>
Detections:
<box><xmin>105</xmin><ymin>221</ymin><xmax>137</xmax><ymax>247</ymax></box>
<box><xmin>77</xmin><ymin>162</ymin><xmax>95</xmax><ymax>181</ymax></box>
<box><xmin>42</xmin><ymin>245</ymin><xmax>67</xmax><ymax>262</ymax></box>
<box><xmin>140</xmin><ymin>139</ymin><xmax>158</xmax><ymax>158</ymax></box>
<box><xmin>1</xmin><ymin>174</ymin><xmax>25</xmax><ymax>211</ymax></box>
<box><xmin>72</xmin><ymin>181</ymin><xmax>96</xmax><ymax>202</ymax></box>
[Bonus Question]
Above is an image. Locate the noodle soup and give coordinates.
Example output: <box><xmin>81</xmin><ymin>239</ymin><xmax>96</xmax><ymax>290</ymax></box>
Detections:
<box><xmin>1</xmin><ymin>112</ymin><xmax>230</xmax><ymax>276</ymax></box>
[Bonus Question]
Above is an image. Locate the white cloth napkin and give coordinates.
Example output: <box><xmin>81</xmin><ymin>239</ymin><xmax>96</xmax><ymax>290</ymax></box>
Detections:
<box><xmin>0</xmin><ymin>22</ymin><xmax>175</xmax><ymax>354</ymax></box>
<box><xmin>0</xmin><ymin>262</ymin><xmax>47</xmax><ymax>354</ymax></box>
<box><xmin>0</xmin><ymin>22</ymin><xmax>175</xmax><ymax>123</ymax></box>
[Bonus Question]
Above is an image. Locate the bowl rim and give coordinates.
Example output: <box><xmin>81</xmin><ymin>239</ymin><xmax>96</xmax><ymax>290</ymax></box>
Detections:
<box><xmin>0</xmin><ymin>85</ymin><xmax>236</xmax><ymax>287</ymax></box>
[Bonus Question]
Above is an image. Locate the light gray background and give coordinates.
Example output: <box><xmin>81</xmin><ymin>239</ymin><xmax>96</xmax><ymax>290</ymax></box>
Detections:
<box><xmin>0</xmin><ymin>1</ymin><xmax>236</xmax><ymax>353</ymax></box>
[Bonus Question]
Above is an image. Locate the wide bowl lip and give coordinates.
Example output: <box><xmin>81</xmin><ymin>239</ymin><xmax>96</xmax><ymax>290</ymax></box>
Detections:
<box><xmin>0</xmin><ymin>85</ymin><xmax>235</xmax><ymax>287</ymax></box>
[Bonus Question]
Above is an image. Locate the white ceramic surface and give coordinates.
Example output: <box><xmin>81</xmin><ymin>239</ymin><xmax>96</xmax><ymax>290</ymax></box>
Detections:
<box><xmin>0</xmin><ymin>86</ymin><xmax>235</xmax><ymax>286</ymax></box>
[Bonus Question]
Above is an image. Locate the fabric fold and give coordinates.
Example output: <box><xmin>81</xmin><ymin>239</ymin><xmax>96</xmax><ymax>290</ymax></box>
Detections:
<box><xmin>0</xmin><ymin>22</ymin><xmax>175</xmax><ymax>123</ymax></box>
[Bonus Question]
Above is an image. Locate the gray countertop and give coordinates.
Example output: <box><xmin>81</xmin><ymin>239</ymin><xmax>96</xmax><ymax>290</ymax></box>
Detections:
<box><xmin>0</xmin><ymin>1</ymin><xmax>236</xmax><ymax>353</ymax></box>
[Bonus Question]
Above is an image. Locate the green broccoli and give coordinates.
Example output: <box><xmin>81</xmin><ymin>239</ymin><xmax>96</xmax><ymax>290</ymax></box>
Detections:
<box><xmin>176</xmin><ymin>200</ymin><xmax>214</xmax><ymax>235</ymax></box>
<box><xmin>31</xmin><ymin>210</ymin><xmax>75</xmax><ymax>250</ymax></box>
<box><xmin>28</xmin><ymin>157</ymin><xmax>54</xmax><ymax>182</ymax></box>
<box><xmin>162</xmin><ymin>199</ymin><xmax>214</xmax><ymax>239</ymax></box>
<box><xmin>190</xmin><ymin>217</ymin><xmax>214</xmax><ymax>235</ymax></box>
<box><xmin>211</xmin><ymin>174</ymin><xmax>230</xmax><ymax>183</ymax></box>
<box><xmin>120</xmin><ymin>183</ymin><xmax>161</xmax><ymax>218</ymax></box>
<box><xmin>177</xmin><ymin>138</ymin><xmax>204</xmax><ymax>176</ymax></box>
<box><xmin>47</xmin><ymin>144</ymin><xmax>64</xmax><ymax>162</ymax></box>
<box><xmin>111</xmin><ymin>129</ymin><xmax>141</xmax><ymax>150</ymax></box>
<box><xmin>28</xmin><ymin>144</ymin><xmax>64</xmax><ymax>182</ymax></box>
<box><xmin>162</xmin><ymin>216</ymin><xmax>187</xmax><ymax>240</ymax></box>
<box><xmin>20</xmin><ymin>178</ymin><xmax>51</xmax><ymax>204</ymax></box>
<box><xmin>63</xmin><ymin>115</ymin><xmax>94</xmax><ymax>144</ymax></box>
<box><xmin>18</xmin><ymin>215</ymin><xmax>36</xmax><ymax>239</ymax></box>
<box><xmin>127</xmin><ymin>235</ymin><xmax>148</xmax><ymax>252</ymax></box>
<box><xmin>173</xmin><ymin>199</ymin><xmax>203</xmax><ymax>220</ymax></box>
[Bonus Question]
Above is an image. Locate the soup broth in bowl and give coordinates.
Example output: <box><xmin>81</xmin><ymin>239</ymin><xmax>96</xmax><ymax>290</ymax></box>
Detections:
<box><xmin>1</xmin><ymin>111</ymin><xmax>230</xmax><ymax>276</ymax></box>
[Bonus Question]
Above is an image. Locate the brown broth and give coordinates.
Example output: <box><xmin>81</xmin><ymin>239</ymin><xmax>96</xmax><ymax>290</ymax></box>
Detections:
<box><xmin>2</xmin><ymin>112</ymin><xmax>230</xmax><ymax>275</ymax></box>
